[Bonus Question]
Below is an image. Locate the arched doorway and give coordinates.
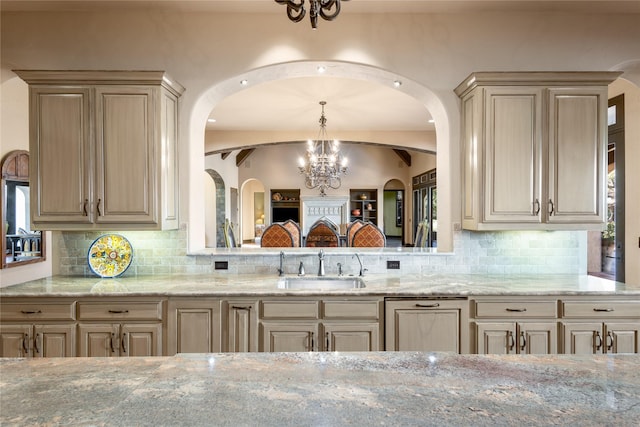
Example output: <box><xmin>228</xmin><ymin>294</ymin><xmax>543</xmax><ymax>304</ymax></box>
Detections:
<box><xmin>205</xmin><ymin>169</ymin><xmax>226</xmax><ymax>248</ymax></box>
<box><xmin>383</xmin><ymin>179</ymin><xmax>406</xmax><ymax>247</ymax></box>
<box><xmin>240</xmin><ymin>179</ymin><xmax>265</xmax><ymax>246</ymax></box>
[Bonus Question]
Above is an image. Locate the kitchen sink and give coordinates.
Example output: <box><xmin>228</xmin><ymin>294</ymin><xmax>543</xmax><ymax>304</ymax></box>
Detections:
<box><xmin>277</xmin><ymin>276</ymin><xmax>366</xmax><ymax>290</ymax></box>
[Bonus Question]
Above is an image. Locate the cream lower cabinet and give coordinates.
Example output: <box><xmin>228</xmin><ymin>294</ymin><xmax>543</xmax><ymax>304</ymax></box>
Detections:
<box><xmin>77</xmin><ymin>300</ymin><xmax>163</xmax><ymax>357</ymax></box>
<box><xmin>561</xmin><ymin>299</ymin><xmax>640</xmax><ymax>354</ymax></box>
<box><xmin>0</xmin><ymin>324</ymin><xmax>76</xmax><ymax>358</ymax></box>
<box><xmin>471</xmin><ymin>298</ymin><xmax>558</xmax><ymax>355</ymax></box>
<box><xmin>385</xmin><ymin>298</ymin><xmax>469</xmax><ymax>353</ymax></box>
<box><xmin>167</xmin><ymin>298</ymin><xmax>221</xmax><ymax>355</ymax></box>
<box><xmin>222</xmin><ymin>299</ymin><xmax>259</xmax><ymax>352</ymax></box>
<box><xmin>0</xmin><ymin>299</ymin><xmax>76</xmax><ymax>357</ymax></box>
<box><xmin>258</xmin><ymin>298</ymin><xmax>383</xmax><ymax>352</ymax></box>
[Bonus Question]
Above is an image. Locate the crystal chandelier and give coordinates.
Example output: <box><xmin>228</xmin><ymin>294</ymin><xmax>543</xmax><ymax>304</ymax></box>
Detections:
<box><xmin>298</xmin><ymin>101</ymin><xmax>348</xmax><ymax>196</ymax></box>
<box><xmin>274</xmin><ymin>0</ymin><xmax>350</xmax><ymax>29</ymax></box>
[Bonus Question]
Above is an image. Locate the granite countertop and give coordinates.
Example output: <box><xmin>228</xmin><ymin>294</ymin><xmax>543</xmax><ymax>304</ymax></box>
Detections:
<box><xmin>0</xmin><ymin>273</ymin><xmax>637</xmax><ymax>297</ymax></box>
<box><xmin>1</xmin><ymin>352</ymin><xmax>638</xmax><ymax>426</ymax></box>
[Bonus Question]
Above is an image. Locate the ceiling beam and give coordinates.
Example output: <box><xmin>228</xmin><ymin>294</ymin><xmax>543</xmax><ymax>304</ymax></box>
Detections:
<box><xmin>236</xmin><ymin>148</ymin><xmax>255</xmax><ymax>167</ymax></box>
<box><xmin>221</xmin><ymin>151</ymin><xmax>231</xmax><ymax>160</ymax></box>
<box><xmin>393</xmin><ymin>149</ymin><xmax>411</xmax><ymax>167</ymax></box>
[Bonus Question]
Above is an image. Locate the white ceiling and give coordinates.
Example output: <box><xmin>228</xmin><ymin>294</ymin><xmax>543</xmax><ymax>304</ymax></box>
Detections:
<box><xmin>4</xmin><ymin>1</ymin><xmax>637</xmax><ymax>136</ymax></box>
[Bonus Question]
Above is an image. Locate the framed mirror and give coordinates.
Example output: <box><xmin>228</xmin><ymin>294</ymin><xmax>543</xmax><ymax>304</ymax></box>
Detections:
<box><xmin>1</xmin><ymin>150</ymin><xmax>46</xmax><ymax>268</ymax></box>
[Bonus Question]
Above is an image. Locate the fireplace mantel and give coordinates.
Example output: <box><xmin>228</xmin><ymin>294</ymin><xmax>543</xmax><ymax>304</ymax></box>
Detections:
<box><xmin>300</xmin><ymin>196</ymin><xmax>349</xmax><ymax>235</ymax></box>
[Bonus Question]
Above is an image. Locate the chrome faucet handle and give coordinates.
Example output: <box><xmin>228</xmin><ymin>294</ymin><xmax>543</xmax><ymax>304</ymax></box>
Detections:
<box><xmin>337</xmin><ymin>262</ymin><xmax>343</xmax><ymax>276</ymax></box>
<box><xmin>278</xmin><ymin>251</ymin><xmax>285</xmax><ymax>276</ymax></box>
<box><xmin>298</xmin><ymin>261</ymin><xmax>305</xmax><ymax>276</ymax></box>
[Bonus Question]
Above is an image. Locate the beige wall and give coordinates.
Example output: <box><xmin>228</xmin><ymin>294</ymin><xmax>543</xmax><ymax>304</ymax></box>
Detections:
<box><xmin>2</xmin><ymin>7</ymin><xmax>640</xmax><ymax>285</ymax></box>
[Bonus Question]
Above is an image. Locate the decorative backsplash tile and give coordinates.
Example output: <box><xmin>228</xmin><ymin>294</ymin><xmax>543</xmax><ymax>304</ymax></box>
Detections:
<box><xmin>54</xmin><ymin>228</ymin><xmax>586</xmax><ymax>277</ymax></box>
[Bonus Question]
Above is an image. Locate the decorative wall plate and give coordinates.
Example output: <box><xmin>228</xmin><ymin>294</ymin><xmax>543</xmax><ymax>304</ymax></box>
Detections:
<box><xmin>87</xmin><ymin>234</ymin><xmax>133</xmax><ymax>278</ymax></box>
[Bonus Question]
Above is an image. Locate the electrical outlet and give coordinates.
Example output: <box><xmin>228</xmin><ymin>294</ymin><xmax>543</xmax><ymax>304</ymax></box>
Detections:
<box><xmin>214</xmin><ymin>261</ymin><xmax>229</xmax><ymax>270</ymax></box>
<box><xmin>453</xmin><ymin>222</ymin><xmax>462</xmax><ymax>231</ymax></box>
<box><xmin>387</xmin><ymin>260</ymin><xmax>400</xmax><ymax>269</ymax></box>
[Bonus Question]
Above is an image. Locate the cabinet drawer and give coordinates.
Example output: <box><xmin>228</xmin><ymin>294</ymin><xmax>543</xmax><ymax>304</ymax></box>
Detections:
<box><xmin>474</xmin><ymin>301</ymin><xmax>557</xmax><ymax>318</ymax></box>
<box><xmin>0</xmin><ymin>302</ymin><xmax>76</xmax><ymax>321</ymax></box>
<box><xmin>261</xmin><ymin>301</ymin><xmax>320</xmax><ymax>319</ymax></box>
<box><xmin>77</xmin><ymin>301</ymin><xmax>163</xmax><ymax>321</ymax></box>
<box><xmin>323</xmin><ymin>301</ymin><xmax>380</xmax><ymax>319</ymax></box>
<box><xmin>561</xmin><ymin>301</ymin><xmax>640</xmax><ymax>318</ymax></box>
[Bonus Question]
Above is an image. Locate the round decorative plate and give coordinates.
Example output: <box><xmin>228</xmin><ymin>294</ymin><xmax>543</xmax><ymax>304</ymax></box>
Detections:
<box><xmin>87</xmin><ymin>234</ymin><xmax>133</xmax><ymax>278</ymax></box>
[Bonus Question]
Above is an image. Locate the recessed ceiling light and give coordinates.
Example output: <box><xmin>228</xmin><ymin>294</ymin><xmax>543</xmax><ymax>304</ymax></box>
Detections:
<box><xmin>428</xmin><ymin>119</ymin><xmax>435</xmax><ymax>124</ymax></box>
<box><xmin>240</xmin><ymin>79</ymin><xmax>248</xmax><ymax>86</ymax></box>
<box><xmin>208</xmin><ymin>118</ymin><xmax>217</xmax><ymax>123</ymax></box>
<box><xmin>393</xmin><ymin>80</ymin><xmax>402</xmax><ymax>88</ymax></box>
<box><xmin>317</xmin><ymin>65</ymin><xmax>326</xmax><ymax>73</ymax></box>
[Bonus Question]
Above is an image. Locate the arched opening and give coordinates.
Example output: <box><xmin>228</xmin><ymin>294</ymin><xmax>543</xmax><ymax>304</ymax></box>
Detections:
<box><xmin>188</xmin><ymin>60</ymin><xmax>452</xmax><ymax>253</ymax></box>
<box><xmin>240</xmin><ymin>178</ymin><xmax>265</xmax><ymax>246</ymax></box>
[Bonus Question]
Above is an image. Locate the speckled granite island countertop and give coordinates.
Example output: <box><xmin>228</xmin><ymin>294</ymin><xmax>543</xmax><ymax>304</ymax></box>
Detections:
<box><xmin>1</xmin><ymin>273</ymin><xmax>638</xmax><ymax>296</ymax></box>
<box><xmin>1</xmin><ymin>352</ymin><xmax>639</xmax><ymax>426</ymax></box>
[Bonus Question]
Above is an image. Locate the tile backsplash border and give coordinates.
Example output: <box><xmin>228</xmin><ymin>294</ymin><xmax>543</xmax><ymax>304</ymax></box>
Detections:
<box><xmin>54</xmin><ymin>228</ymin><xmax>587</xmax><ymax>277</ymax></box>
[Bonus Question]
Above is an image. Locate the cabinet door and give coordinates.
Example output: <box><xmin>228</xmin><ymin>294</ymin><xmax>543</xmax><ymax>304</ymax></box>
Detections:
<box><xmin>33</xmin><ymin>324</ymin><xmax>76</xmax><ymax>358</ymax></box>
<box><xmin>547</xmin><ymin>88</ymin><xmax>606</xmax><ymax>224</ymax></box>
<box><xmin>387</xmin><ymin>306</ymin><xmax>461</xmax><ymax>352</ymax></box>
<box><xmin>605</xmin><ymin>322</ymin><xmax>639</xmax><ymax>354</ymax></box>
<box><xmin>121</xmin><ymin>323</ymin><xmax>162</xmax><ymax>357</ymax></box>
<box><xmin>561</xmin><ymin>322</ymin><xmax>603</xmax><ymax>354</ymax></box>
<box><xmin>260</xmin><ymin>322</ymin><xmax>319</xmax><ymax>352</ymax></box>
<box><xmin>518</xmin><ymin>322</ymin><xmax>557</xmax><ymax>355</ymax></box>
<box><xmin>95</xmin><ymin>87</ymin><xmax>156</xmax><ymax>224</ymax></box>
<box><xmin>483</xmin><ymin>87</ymin><xmax>542</xmax><ymax>223</ymax></box>
<box><xmin>78</xmin><ymin>324</ymin><xmax>119</xmax><ymax>357</ymax></box>
<box><xmin>0</xmin><ymin>324</ymin><xmax>32</xmax><ymax>357</ymax></box>
<box><xmin>167</xmin><ymin>300</ymin><xmax>221</xmax><ymax>355</ymax></box>
<box><xmin>323</xmin><ymin>323</ymin><xmax>380</xmax><ymax>352</ymax></box>
<box><xmin>224</xmin><ymin>301</ymin><xmax>258</xmax><ymax>353</ymax></box>
<box><xmin>475</xmin><ymin>322</ymin><xmax>517</xmax><ymax>354</ymax></box>
<box><xmin>30</xmin><ymin>87</ymin><xmax>92</xmax><ymax>224</ymax></box>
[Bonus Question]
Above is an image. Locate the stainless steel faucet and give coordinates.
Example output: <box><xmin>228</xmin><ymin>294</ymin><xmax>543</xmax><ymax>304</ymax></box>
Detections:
<box><xmin>354</xmin><ymin>253</ymin><xmax>366</xmax><ymax>277</ymax></box>
<box><xmin>318</xmin><ymin>249</ymin><xmax>325</xmax><ymax>277</ymax></box>
<box><xmin>278</xmin><ymin>251</ymin><xmax>285</xmax><ymax>276</ymax></box>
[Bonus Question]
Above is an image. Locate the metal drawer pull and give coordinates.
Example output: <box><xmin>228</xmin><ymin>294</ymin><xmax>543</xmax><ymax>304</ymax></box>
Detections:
<box><xmin>506</xmin><ymin>308</ymin><xmax>527</xmax><ymax>312</ymax></box>
<box><xmin>593</xmin><ymin>308</ymin><xmax>614</xmax><ymax>312</ymax></box>
<box><xmin>121</xmin><ymin>333</ymin><xmax>127</xmax><ymax>354</ymax></box>
<box><xmin>108</xmin><ymin>310</ymin><xmax>129</xmax><ymax>314</ymax></box>
<box><xmin>595</xmin><ymin>331</ymin><xmax>603</xmax><ymax>351</ymax></box>
<box><xmin>533</xmin><ymin>198</ymin><xmax>540</xmax><ymax>215</ymax></box>
<box><xmin>310</xmin><ymin>332</ymin><xmax>314</xmax><ymax>352</ymax></box>
<box><xmin>326</xmin><ymin>332</ymin><xmax>330</xmax><ymax>352</ymax></box>
<box><xmin>231</xmin><ymin>306</ymin><xmax>252</xmax><ymax>310</ymax></box>
<box><xmin>22</xmin><ymin>334</ymin><xmax>29</xmax><ymax>353</ymax></box>
<box><xmin>20</xmin><ymin>310</ymin><xmax>42</xmax><ymax>314</ymax></box>
<box><xmin>34</xmin><ymin>333</ymin><xmax>41</xmax><ymax>354</ymax></box>
<box><xmin>606</xmin><ymin>331</ymin><xmax>613</xmax><ymax>351</ymax></box>
<box><xmin>415</xmin><ymin>303</ymin><xmax>440</xmax><ymax>308</ymax></box>
<box><xmin>83</xmin><ymin>199</ymin><xmax>89</xmax><ymax>216</ymax></box>
<box><xmin>508</xmin><ymin>331</ymin><xmax>515</xmax><ymax>351</ymax></box>
<box><xmin>110</xmin><ymin>333</ymin><xmax>116</xmax><ymax>353</ymax></box>
<box><xmin>96</xmin><ymin>198</ymin><xmax>102</xmax><ymax>216</ymax></box>
<box><xmin>548</xmin><ymin>199</ymin><xmax>555</xmax><ymax>215</ymax></box>
<box><xmin>520</xmin><ymin>331</ymin><xmax>527</xmax><ymax>351</ymax></box>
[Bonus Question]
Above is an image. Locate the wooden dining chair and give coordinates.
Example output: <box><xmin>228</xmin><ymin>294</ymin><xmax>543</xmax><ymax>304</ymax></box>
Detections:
<box><xmin>282</xmin><ymin>219</ymin><xmax>301</xmax><ymax>247</ymax></box>
<box><xmin>351</xmin><ymin>222</ymin><xmax>386</xmax><ymax>247</ymax></box>
<box><xmin>305</xmin><ymin>219</ymin><xmax>340</xmax><ymax>247</ymax></box>
<box><xmin>260</xmin><ymin>223</ymin><xmax>295</xmax><ymax>247</ymax></box>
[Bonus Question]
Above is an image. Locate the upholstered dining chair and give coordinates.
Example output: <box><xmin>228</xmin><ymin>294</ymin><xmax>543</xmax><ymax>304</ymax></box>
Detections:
<box><xmin>282</xmin><ymin>219</ymin><xmax>301</xmax><ymax>247</ymax></box>
<box><xmin>346</xmin><ymin>219</ymin><xmax>365</xmax><ymax>247</ymax></box>
<box><xmin>260</xmin><ymin>223</ymin><xmax>295</xmax><ymax>247</ymax></box>
<box><xmin>305</xmin><ymin>219</ymin><xmax>340</xmax><ymax>247</ymax></box>
<box><xmin>351</xmin><ymin>222</ymin><xmax>386</xmax><ymax>248</ymax></box>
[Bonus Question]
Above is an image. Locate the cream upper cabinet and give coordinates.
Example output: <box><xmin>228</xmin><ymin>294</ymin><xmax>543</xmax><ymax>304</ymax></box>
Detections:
<box><xmin>14</xmin><ymin>70</ymin><xmax>183</xmax><ymax>230</ymax></box>
<box><xmin>455</xmin><ymin>72</ymin><xmax>620</xmax><ymax>231</ymax></box>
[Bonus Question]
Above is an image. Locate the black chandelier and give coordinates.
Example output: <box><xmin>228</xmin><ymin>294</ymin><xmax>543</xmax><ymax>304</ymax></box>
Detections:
<box><xmin>298</xmin><ymin>101</ymin><xmax>348</xmax><ymax>196</ymax></box>
<box><xmin>275</xmin><ymin>0</ymin><xmax>350</xmax><ymax>29</ymax></box>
